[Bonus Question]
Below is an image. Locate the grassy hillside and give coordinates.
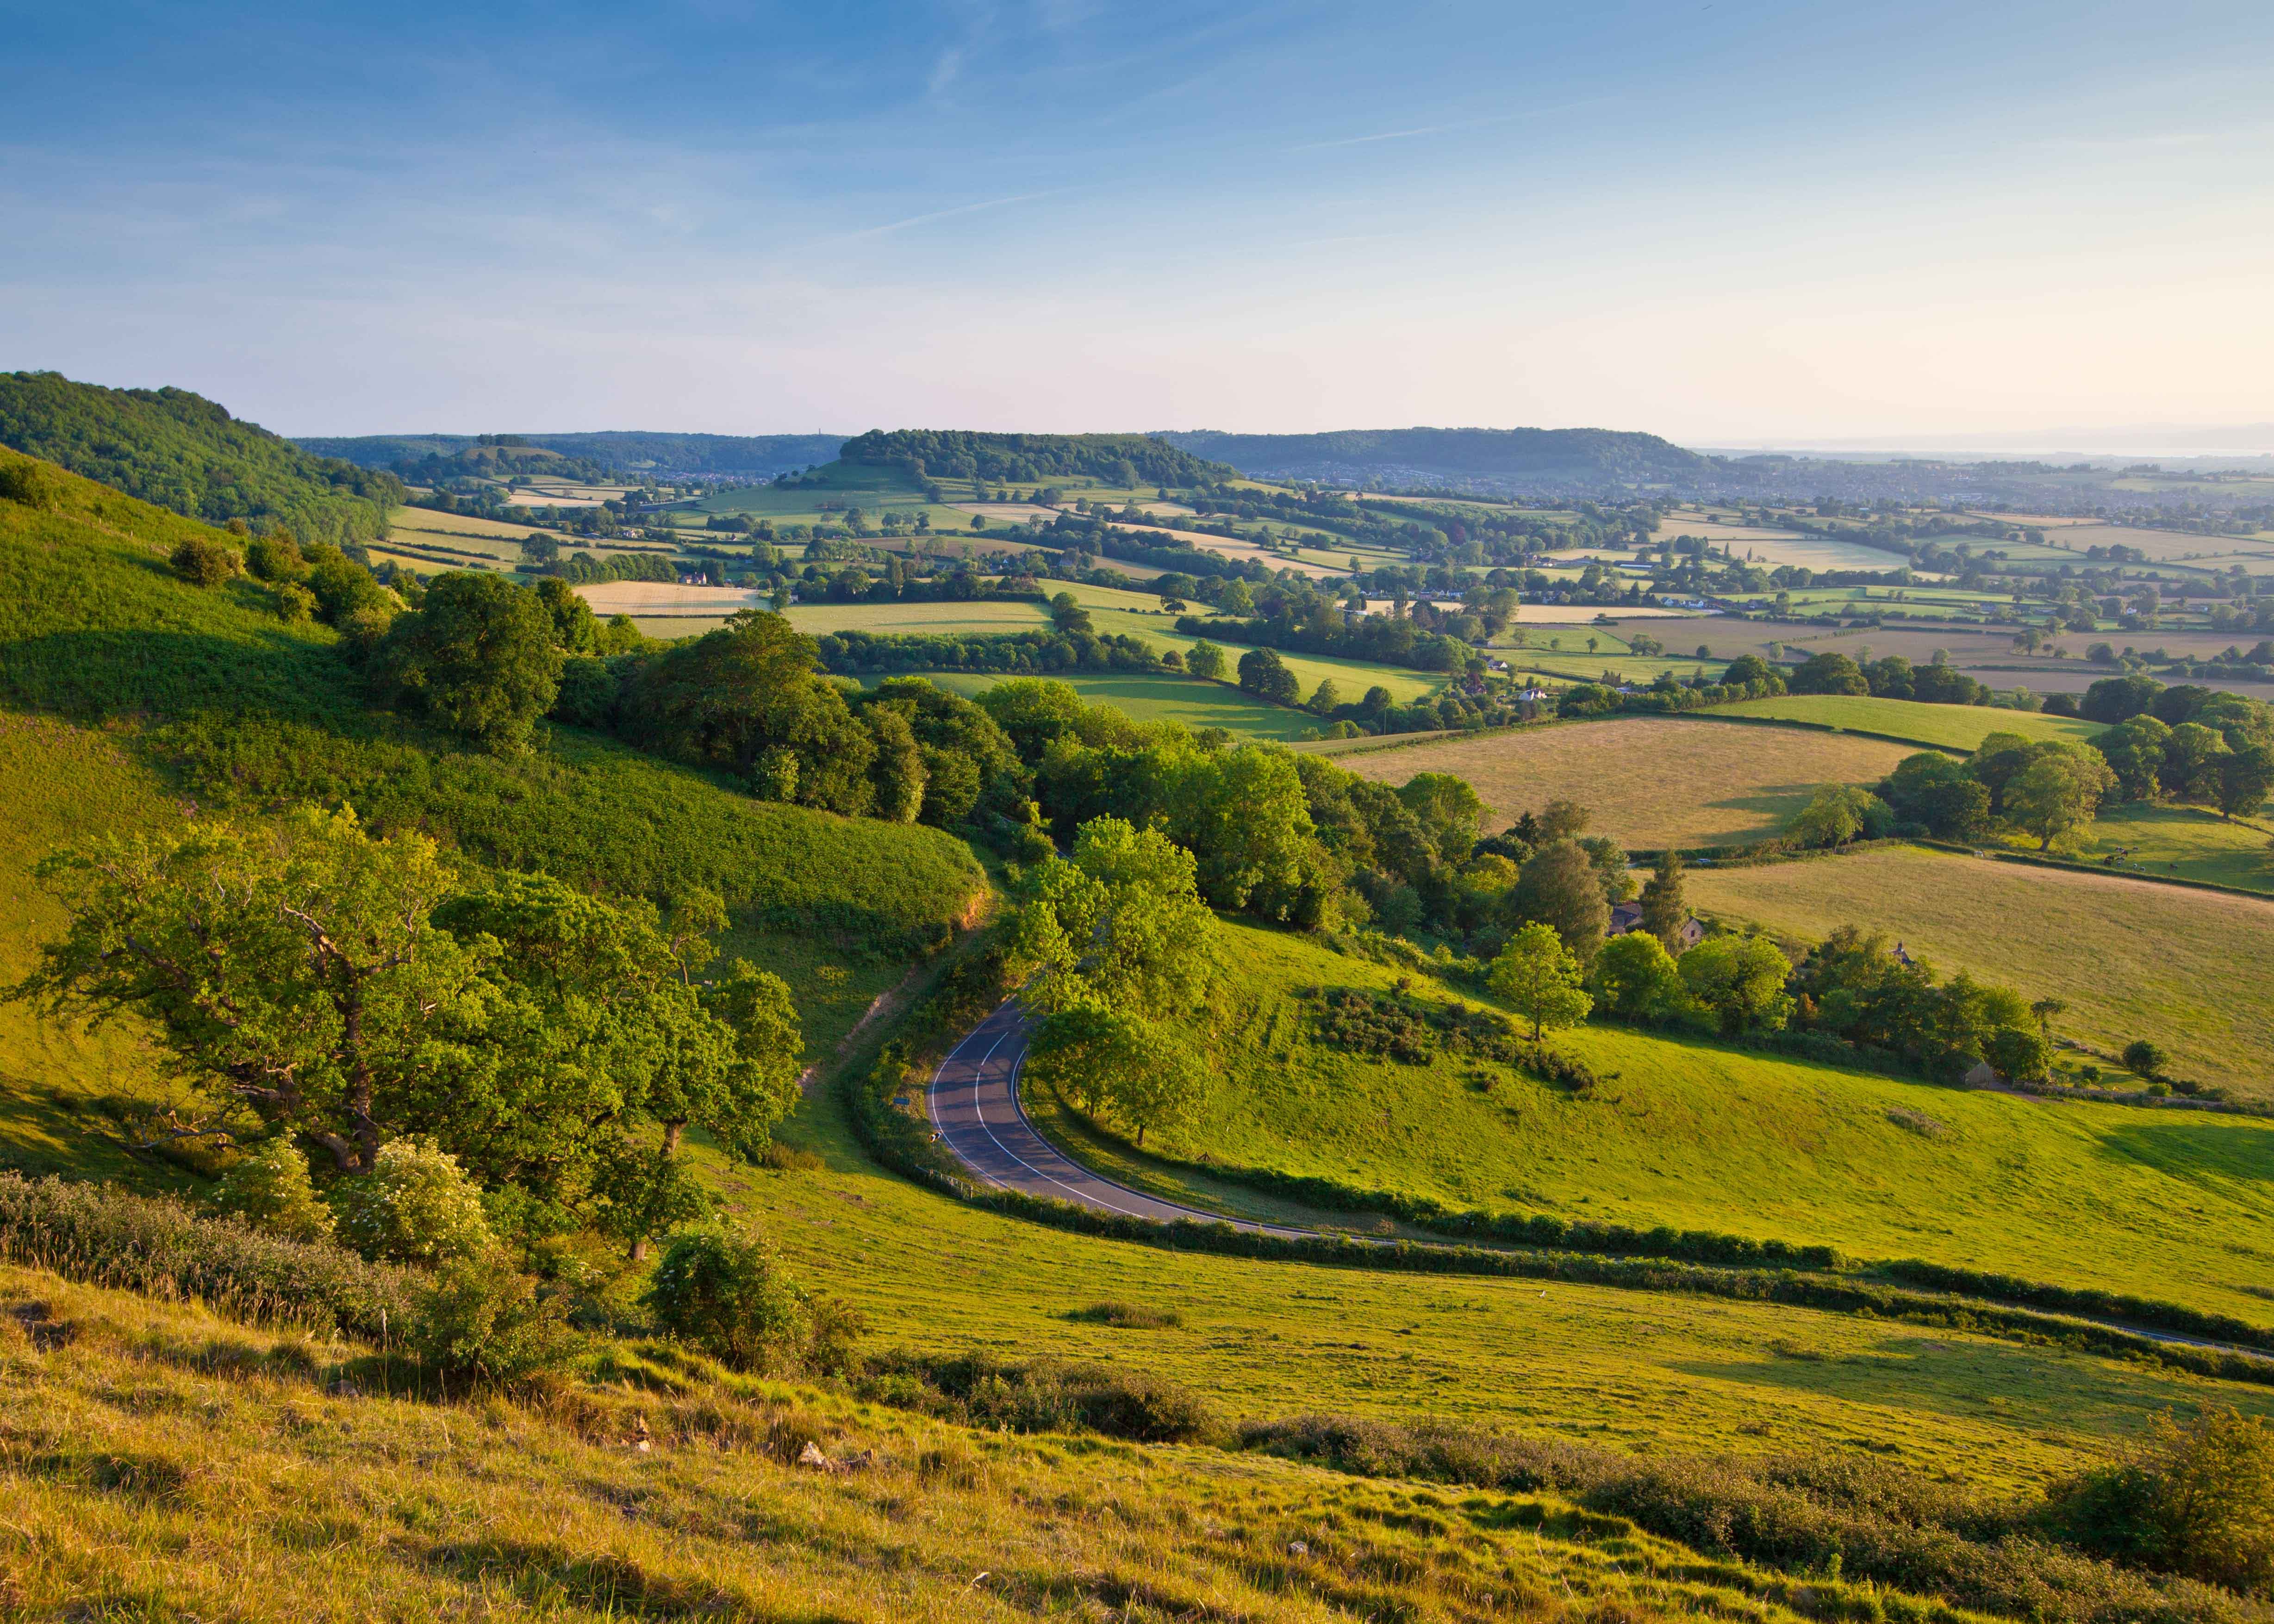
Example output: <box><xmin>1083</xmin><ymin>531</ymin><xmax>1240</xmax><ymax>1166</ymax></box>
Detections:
<box><xmin>0</xmin><ymin>372</ymin><xmax>401</xmax><ymax>545</ymax></box>
<box><xmin>1695</xmin><ymin>696</ymin><xmax>2105</xmax><ymax>751</ymax></box>
<box><xmin>1688</xmin><ymin>846</ymin><xmax>2274</xmax><ymax>1101</ymax></box>
<box><xmin>1</xmin><ymin>1263</ymin><xmax>1848</xmax><ymax>1624</ymax></box>
<box><xmin>0</xmin><ymin>448</ymin><xmax>984</xmax><ymax>946</ymax></box>
<box><xmin>918</xmin><ymin>670</ymin><xmax>1317</xmax><ymax>741</ymax></box>
<box><xmin>1022</xmin><ymin>922</ymin><xmax>2274</xmax><ymax>1321</ymax></box>
<box><xmin>2078</xmin><ymin>802</ymin><xmax>2274</xmax><ymax>894</ymax></box>
<box><xmin>1332</xmin><ymin>717</ymin><xmax>1917</xmax><ymax>848</ymax></box>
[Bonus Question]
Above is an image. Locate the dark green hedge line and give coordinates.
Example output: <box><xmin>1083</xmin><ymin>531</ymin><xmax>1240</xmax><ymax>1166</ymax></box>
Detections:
<box><xmin>1882</xmin><ymin>1259</ymin><xmax>2274</xmax><ymax>1357</ymax></box>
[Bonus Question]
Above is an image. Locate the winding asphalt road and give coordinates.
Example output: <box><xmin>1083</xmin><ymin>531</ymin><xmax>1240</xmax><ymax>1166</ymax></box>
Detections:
<box><xmin>925</xmin><ymin>1000</ymin><xmax>1309</xmax><ymax>1237</ymax></box>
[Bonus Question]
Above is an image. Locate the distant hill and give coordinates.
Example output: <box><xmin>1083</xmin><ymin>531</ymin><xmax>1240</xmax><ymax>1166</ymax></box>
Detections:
<box><xmin>839</xmin><ymin>429</ymin><xmax>1235</xmax><ymax>488</ymax></box>
<box><xmin>0</xmin><ymin>373</ymin><xmax>403</xmax><ymax>545</ymax></box>
<box><xmin>1153</xmin><ymin>427</ymin><xmax>1710</xmax><ymax>489</ymax></box>
<box><xmin>297</xmin><ymin>431</ymin><xmax>847</xmax><ymax>478</ymax></box>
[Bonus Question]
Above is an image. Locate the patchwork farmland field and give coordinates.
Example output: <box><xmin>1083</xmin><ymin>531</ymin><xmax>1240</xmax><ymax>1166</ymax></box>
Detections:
<box><xmin>1687</xmin><ymin>843</ymin><xmax>2274</xmax><ymax>1099</ymax></box>
<box><xmin>1333</xmin><ymin>716</ymin><xmax>1916</xmax><ymax>848</ymax></box>
<box><xmin>913</xmin><ymin>669</ymin><xmax>1317</xmax><ymax>740</ymax></box>
<box><xmin>1697</xmin><ymin>695</ymin><xmax>2104</xmax><ymax>750</ymax></box>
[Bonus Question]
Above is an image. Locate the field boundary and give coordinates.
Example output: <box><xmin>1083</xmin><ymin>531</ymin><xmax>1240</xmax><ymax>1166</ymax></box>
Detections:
<box><xmin>1909</xmin><ymin>837</ymin><xmax>2274</xmax><ymax>903</ymax></box>
<box><xmin>1675</xmin><ymin>709</ymin><xmax>1973</xmax><ymax>755</ymax></box>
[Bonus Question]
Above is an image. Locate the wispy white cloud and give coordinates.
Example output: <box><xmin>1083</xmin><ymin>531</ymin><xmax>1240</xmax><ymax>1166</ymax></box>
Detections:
<box><xmin>836</xmin><ymin>187</ymin><xmax>1080</xmax><ymax>240</ymax></box>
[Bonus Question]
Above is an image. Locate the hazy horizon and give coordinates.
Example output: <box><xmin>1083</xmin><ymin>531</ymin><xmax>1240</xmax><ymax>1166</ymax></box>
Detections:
<box><xmin>6</xmin><ymin>1</ymin><xmax>2270</xmax><ymax>442</ymax></box>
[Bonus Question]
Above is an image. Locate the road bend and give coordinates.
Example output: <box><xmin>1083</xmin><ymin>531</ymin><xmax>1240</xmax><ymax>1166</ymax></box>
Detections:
<box><xmin>925</xmin><ymin>1000</ymin><xmax>1310</xmax><ymax>1238</ymax></box>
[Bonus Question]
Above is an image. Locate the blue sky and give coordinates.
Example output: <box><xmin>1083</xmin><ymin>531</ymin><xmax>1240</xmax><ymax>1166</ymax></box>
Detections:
<box><xmin>4</xmin><ymin>0</ymin><xmax>2270</xmax><ymax>440</ymax></box>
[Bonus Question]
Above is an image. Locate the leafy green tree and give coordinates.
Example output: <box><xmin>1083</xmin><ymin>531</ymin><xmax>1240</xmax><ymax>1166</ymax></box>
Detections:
<box><xmin>1878</xmin><ymin>753</ymin><xmax>1990</xmax><ymax>836</ymax></box>
<box><xmin>1637</xmin><ymin>849</ymin><xmax>1688</xmax><ymax>949</ymax></box>
<box><xmin>591</xmin><ymin>1131</ymin><xmax>716</xmax><ymax>1261</ymax></box>
<box><xmin>1786</xmin><ymin>784</ymin><xmax>1883</xmax><ymax>848</ymax></box>
<box><xmin>1236</xmin><ymin>646</ymin><xmax>1301</xmax><ymax>704</ymax></box>
<box><xmin>380</xmin><ymin>570</ymin><xmax>562</xmax><ymax>751</ymax></box>
<box><xmin>2122</xmin><ymin>1039</ymin><xmax>2167</xmax><ymax>1079</ymax></box>
<box><xmin>1789</xmin><ymin>651</ymin><xmax>1869</xmax><ymax>695</ymax></box>
<box><xmin>533</xmin><ymin>574</ymin><xmax>601</xmax><ymax>653</ymax></box>
<box><xmin>1307</xmin><ymin>678</ymin><xmax>1343</xmax><ymax>715</ymax></box>
<box><xmin>1677</xmin><ymin>936</ymin><xmax>1794</xmax><ymax>1035</ymax></box>
<box><xmin>2218</xmin><ymin>744</ymin><xmax>2274</xmax><ymax>819</ymax></box>
<box><xmin>1508</xmin><ymin>840</ymin><xmax>1610</xmax><ymax>964</ymax></box>
<box><xmin>1168</xmin><ymin>747</ymin><xmax>1318</xmax><ymax>915</ymax></box>
<box><xmin>2161</xmin><ymin>722</ymin><xmax>2231</xmax><ymax>803</ymax></box>
<box><xmin>245</xmin><ymin>532</ymin><xmax>307</xmax><ymax>583</ymax></box>
<box><xmin>2092</xmin><ymin>714</ymin><xmax>2171</xmax><ymax>802</ymax></box>
<box><xmin>863</xmin><ymin>705</ymin><xmax>927</xmax><ymax>824</ymax></box>
<box><xmin>625</xmin><ymin>610</ymin><xmax>875</xmax><ymax>815</ymax></box>
<box><xmin>1396</xmin><ymin>772</ymin><xmax>1485</xmax><ymax>865</ymax></box>
<box><xmin>2005</xmin><ymin>746</ymin><xmax>2117</xmax><ymax>849</ymax></box>
<box><xmin>1487</xmin><ymin>922</ymin><xmax>1593</xmax><ymax>1040</ymax></box>
<box><xmin>1590</xmin><ymin>931</ymin><xmax>1683</xmax><ymax>1022</ymax></box>
<box><xmin>1185</xmin><ymin>640</ymin><xmax>1225</xmax><ymax>680</ymax></box>
<box><xmin>1007</xmin><ymin>816</ymin><xmax>1218</xmax><ymax>1019</ymax></box>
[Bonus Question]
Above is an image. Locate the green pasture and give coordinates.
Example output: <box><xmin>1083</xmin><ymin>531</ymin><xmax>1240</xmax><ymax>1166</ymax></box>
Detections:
<box><xmin>1696</xmin><ymin>695</ymin><xmax>2104</xmax><ymax>750</ymax></box>
<box><xmin>911</xmin><ymin>670</ymin><xmax>1319</xmax><ymax>741</ymax></box>
<box><xmin>2073</xmin><ymin>801</ymin><xmax>2274</xmax><ymax>893</ymax></box>
<box><xmin>1688</xmin><ymin>843</ymin><xmax>2274</xmax><ymax>1101</ymax></box>
<box><xmin>1034</xmin><ymin>921</ymin><xmax>2274</xmax><ymax>1322</ymax></box>
<box><xmin>728</xmin><ymin>1045</ymin><xmax>2274</xmax><ymax>1493</ymax></box>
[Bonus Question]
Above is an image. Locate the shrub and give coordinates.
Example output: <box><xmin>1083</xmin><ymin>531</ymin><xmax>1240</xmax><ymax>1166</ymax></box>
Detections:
<box><xmin>641</xmin><ymin>1226</ymin><xmax>815</xmax><ymax>1374</ymax></box>
<box><xmin>212</xmin><ymin>1138</ymin><xmax>335</xmax><ymax>1243</ymax></box>
<box><xmin>274</xmin><ymin>582</ymin><xmax>316</xmax><ymax>622</ymax></box>
<box><xmin>0</xmin><ymin>1172</ymin><xmax>409</xmax><ymax>1338</ymax></box>
<box><xmin>170</xmin><ymin>533</ymin><xmax>240</xmax><ymax>587</ymax></box>
<box><xmin>409</xmin><ymin>1252</ymin><xmax>580</xmax><ymax>1387</ymax></box>
<box><xmin>1067</xmin><ymin>1300</ymin><xmax>1184</xmax><ymax>1328</ymax></box>
<box><xmin>331</xmin><ymin>1138</ymin><xmax>493</xmax><ymax>1265</ymax></box>
<box><xmin>0</xmin><ymin>458</ymin><xmax>69</xmax><ymax>509</ymax></box>
<box><xmin>870</xmin><ymin>1351</ymin><xmax>1221</xmax><ymax>1444</ymax></box>
<box><xmin>2056</xmin><ymin>1407</ymin><xmax>2274</xmax><ymax>1596</ymax></box>
<box><xmin>244</xmin><ymin>533</ymin><xmax>307</xmax><ymax>582</ymax></box>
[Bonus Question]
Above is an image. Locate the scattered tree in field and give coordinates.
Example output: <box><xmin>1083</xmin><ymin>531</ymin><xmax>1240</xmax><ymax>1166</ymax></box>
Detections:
<box><xmin>1637</xmin><ymin>849</ymin><xmax>1688</xmax><ymax>950</ymax></box>
<box><xmin>1025</xmin><ymin>1002</ymin><xmax>1203</xmax><ymax>1146</ymax></box>
<box><xmin>1487</xmin><ymin>922</ymin><xmax>1593</xmax><ymax>1039</ymax></box>
<box><xmin>379</xmin><ymin>569</ymin><xmax>562</xmax><ymax>751</ymax></box>
<box><xmin>1308</xmin><ymin>678</ymin><xmax>1343</xmax><ymax>716</ymax></box>
<box><xmin>1237</xmin><ymin>645</ymin><xmax>1301</xmax><ymax>705</ymax></box>
<box><xmin>1185</xmin><ymin>640</ymin><xmax>1225</xmax><ymax>680</ymax></box>
<box><xmin>1786</xmin><ymin>784</ymin><xmax>1886</xmax><ymax>849</ymax></box>
<box><xmin>2122</xmin><ymin>1039</ymin><xmax>2168</xmax><ymax>1080</ymax></box>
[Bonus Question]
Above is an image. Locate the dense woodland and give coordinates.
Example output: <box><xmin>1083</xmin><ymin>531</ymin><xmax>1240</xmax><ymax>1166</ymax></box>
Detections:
<box><xmin>0</xmin><ymin>372</ymin><xmax>403</xmax><ymax>544</ymax></box>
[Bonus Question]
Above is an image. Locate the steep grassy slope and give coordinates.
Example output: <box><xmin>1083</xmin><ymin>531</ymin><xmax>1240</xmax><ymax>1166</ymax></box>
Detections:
<box><xmin>1020</xmin><ymin>923</ymin><xmax>2274</xmax><ymax>1321</ymax></box>
<box><xmin>0</xmin><ymin>372</ymin><xmax>401</xmax><ymax>544</ymax></box>
<box><xmin>1688</xmin><ymin>846</ymin><xmax>2274</xmax><ymax>1099</ymax></box>
<box><xmin>0</xmin><ymin>448</ymin><xmax>985</xmax><ymax>946</ymax></box>
<box><xmin>0</xmin><ymin>1263</ymin><xmax>1864</xmax><ymax>1624</ymax></box>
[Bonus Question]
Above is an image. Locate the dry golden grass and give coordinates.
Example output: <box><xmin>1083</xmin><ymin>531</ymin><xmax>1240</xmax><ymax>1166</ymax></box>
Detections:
<box><xmin>1688</xmin><ymin>844</ymin><xmax>2274</xmax><ymax>1098</ymax></box>
<box><xmin>1335</xmin><ymin>717</ymin><xmax>1915</xmax><ymax>848</ymax></box>
<box><xmin>0</xmin><ymin>1263</ymin><xmax>1846</xmax><ymax>1624</ymax></box>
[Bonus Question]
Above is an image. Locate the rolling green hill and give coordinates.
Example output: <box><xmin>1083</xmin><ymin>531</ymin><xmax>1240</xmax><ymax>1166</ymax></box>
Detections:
<box><xmin>298</xmin><ymin>430</ymin><xmax>846</xmax><ymax>476</ymax></box>
<box><xmin>0</xmin><ymin>446</ymin><xmax>982</xmax><ymax>947</ymax></box>
<box><xmin>0</xmin><ymin>372</ymin><xmax>403</xmax><ymax>545</ymax></box>
<box><xmin>1023</xmin><ymin>920</ymin><xmax>2274</xmax><ymax>1322</ymax></box>
<box><xmin>1155</xmin><ymin>426</ymin><xmax>1709</xmax><ymax>486</ymax></box>
<box><xmin>839</xmin><ymin>429</ymin><xmax>1234</xmax><ymax>488</ymax></box>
